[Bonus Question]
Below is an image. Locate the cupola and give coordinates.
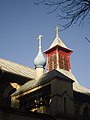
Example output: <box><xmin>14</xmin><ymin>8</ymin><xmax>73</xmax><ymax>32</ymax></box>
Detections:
<box><xmin>34</xmin><ymin>35</ymin><xmax>46</xmax><ymax>78</ymax></box>
<box><xmin>44</xmin><ymin>26</ymin><xmax>73</xmax><ymax>72</ymax></box>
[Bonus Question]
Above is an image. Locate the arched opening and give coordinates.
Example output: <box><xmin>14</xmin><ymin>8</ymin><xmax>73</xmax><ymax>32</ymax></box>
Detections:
<box><xmin>82</xmin><ymin>106</ymin><xmax>89</xmax><ymax>120</ymax></box>
<box><xmin>3</xmin><ymin>85</ymin><xmax>16</xmax><ymax>107</ymax></box>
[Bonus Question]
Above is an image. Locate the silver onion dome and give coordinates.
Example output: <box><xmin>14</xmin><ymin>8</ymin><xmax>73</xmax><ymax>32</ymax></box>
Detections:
<box><xmin>34</xmin><ymin>35</ymin><xmax>46</xmax><ymax>68</ymax></box>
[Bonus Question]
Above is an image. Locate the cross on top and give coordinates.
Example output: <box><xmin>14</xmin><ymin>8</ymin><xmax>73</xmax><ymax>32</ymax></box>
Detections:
<box><xmin>38</xmin><ymin>35</ymin><xmax>43</xmax><ymax>41</ymax></box>
<box><xmin>56</xmin><ymin>25</ymin><xmax>59</xmax><ymax>38</ymax></box>
<box><xmin>37</xmin><ymin>35</ymin><xmax>43</xmax><ymax>51</ymax></box>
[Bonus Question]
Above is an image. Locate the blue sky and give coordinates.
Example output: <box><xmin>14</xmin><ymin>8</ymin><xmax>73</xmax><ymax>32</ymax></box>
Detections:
<box><xmin>0</xmin><ymin>0</ymin><xmax>90</xmax><ymax>89</ymax></box>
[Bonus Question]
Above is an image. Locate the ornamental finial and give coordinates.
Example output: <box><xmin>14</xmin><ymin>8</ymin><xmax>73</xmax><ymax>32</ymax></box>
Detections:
<box><xmin>56</xmin><ymin>25</ymin><xmax>59</xmax><ymax>38</ymax></box>
<box><xmin>37</xmin><ymin>35</ymin><xmax>43</xmax><ymax>41</ymax></box>
<box><xmin>37</xmin><ymin>35</ymin><xmax>43</xmax><ymax>51</ymax></box>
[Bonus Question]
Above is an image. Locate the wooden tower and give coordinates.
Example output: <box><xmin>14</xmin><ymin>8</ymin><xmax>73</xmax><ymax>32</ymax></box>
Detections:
<box><xmin>44</xmin><ymin>26</ymin><xmax>73</xmax><ymax>72</ymax></box>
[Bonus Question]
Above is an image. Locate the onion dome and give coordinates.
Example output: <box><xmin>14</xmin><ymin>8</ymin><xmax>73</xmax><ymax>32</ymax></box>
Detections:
<box><xmin>34</xmin><ymin>35</ymin><xmax>46</xmax><ymax>68</ymax></box>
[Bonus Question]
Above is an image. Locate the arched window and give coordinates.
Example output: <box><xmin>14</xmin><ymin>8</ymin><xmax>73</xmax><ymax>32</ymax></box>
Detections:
<box><xmin>83</xmin><ymin>106</ymin><xmax>89</xmax><ymax>120</ymax></box>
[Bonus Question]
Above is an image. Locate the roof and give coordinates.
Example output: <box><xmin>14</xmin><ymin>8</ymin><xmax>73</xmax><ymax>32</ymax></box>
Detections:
<box><xmin>73</xmin><ymin>82</ymin><xmax>90</xmax><ymax>95</ymax></box>
<box><xmin>44</xmin><ymin>26</ymin><xmax>72</xmax><ymax>53</ymax></box>
<box><xmin>56</xmin><ymin>68</ymin><xmax>90</xmax><ymax>95</ymax></box>
<box><xmin>0</xmin><ymin>58</ymin><xmax>35</xmax><ymax>79</ymax></box>
<box><xmin>49</xmin><ymin>26</ymin><xmax>68</xmax><ymax>49</ymax></box>
<box><xmin>11</xmin><ymin>68</ymin><xmax>90</xmax><ymax>98</ymax></box>
<box><xmin>56</xmin><ymin>69</ymin><xmax>78</xmax><ymax>83</ymax></box>
<box><xmin>11</xmin><ymin>69</ymin><xmax>74</xmax><ymax>98</ymax></box>
<box><xmin>49</xmin><ymin>36</ymin><xmax>68</xmax><ymax>49</ymax></box>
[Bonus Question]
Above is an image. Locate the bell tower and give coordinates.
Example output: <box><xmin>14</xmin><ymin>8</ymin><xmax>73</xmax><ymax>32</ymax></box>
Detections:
<box><xmin>44</xmin><ymin>26</ymin><xmax>74</xmax><ymax>118</ymax></box>
<box><xmin>44</xmin><ymin>26</ymin><xmax>73</xmax><ymax>72</ymax></box>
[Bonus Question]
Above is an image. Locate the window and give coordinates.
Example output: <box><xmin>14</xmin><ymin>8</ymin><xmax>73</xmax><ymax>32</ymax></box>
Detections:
<box><xmin>64</xmin><ymin>97</ymin><xmax>66</xmax><ymax>117</ymax></box>
<box><xmin>64</xmin><ymin>56</ymin><xmax>69</xmax><ymax>71</ymax></box>
<box><xmin>83</xmin><ymin>106</ymin><xmax>89</xmax><ymax>120</ymax></box>
<box><xmin>59</xmin><ymin>52</ymin><xmax>69</xmax><ymax>71</ymax></box>
<box><xmin>48</xmin><ymin>53</ymin><xmax>57</xmax><ymax>71</ymax></box>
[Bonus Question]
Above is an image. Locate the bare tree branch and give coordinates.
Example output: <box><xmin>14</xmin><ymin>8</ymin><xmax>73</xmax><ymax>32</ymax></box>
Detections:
<box><xmin>35</xmin><ymin>0</ymin><xmax>90</xmax><ymax>30</ymax></box>
<box><xmin>85</xmin><ymin>37</ymin><xmax>90</xmax><ymax>43</ymax></box>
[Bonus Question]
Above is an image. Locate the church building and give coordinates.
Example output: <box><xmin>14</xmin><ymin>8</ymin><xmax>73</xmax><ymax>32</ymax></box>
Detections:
<box><xmin>0</xmin><ymin>26</ymin><xmax>90</xmax><ymax>120</ymax></box>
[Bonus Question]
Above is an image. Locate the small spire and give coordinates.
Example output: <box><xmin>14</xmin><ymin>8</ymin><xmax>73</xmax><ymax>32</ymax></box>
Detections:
<box><xmin>56</xmin><ymin>25</ymin><xmax>59</xmax><ymax>38</ymax></box>
<box><xmin>37</xmin><ymin>35</ymin><xmax>43</xmax><ymax>51</ymax></box>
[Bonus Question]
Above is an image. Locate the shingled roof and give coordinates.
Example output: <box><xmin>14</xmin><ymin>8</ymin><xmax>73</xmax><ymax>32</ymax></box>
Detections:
<box><xmin>0</xmin><ymin>58</ymin><xmax>35</xmax><ymax>79</ymax></box>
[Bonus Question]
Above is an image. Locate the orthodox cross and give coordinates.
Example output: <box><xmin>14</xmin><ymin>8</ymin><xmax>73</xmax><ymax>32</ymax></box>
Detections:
<box><xmin>56</xmin><ymin>25</ymin><xmax>59</xmax><ymax>38</ymax></box>
<box><xmin>37</xmin><ymin>35</ymin><xmax>43</xmax><ymax>51</ymax></box>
